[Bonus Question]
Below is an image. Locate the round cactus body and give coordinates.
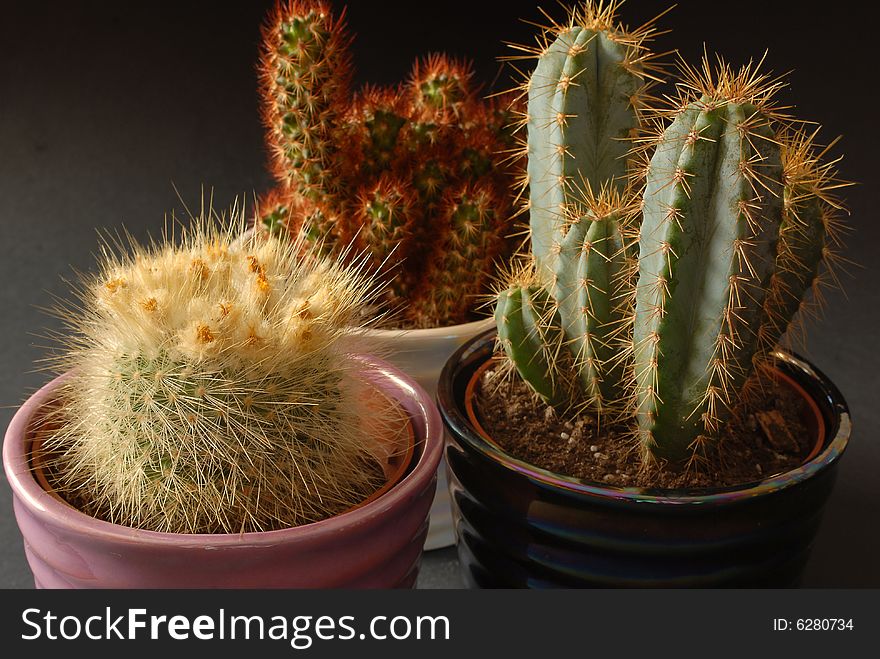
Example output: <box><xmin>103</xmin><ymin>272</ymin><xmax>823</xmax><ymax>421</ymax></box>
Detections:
<box><xmin>41</xmin><ymin>210</ymin><xmax>401</xmax><ymax>533</ymax></box>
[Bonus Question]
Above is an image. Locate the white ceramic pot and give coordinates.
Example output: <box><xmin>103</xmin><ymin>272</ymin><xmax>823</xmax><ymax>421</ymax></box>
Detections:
<box><xmin>361</xmin><ymin>317</ymin><xmax>495</xmax><ymax>550</ymax></box>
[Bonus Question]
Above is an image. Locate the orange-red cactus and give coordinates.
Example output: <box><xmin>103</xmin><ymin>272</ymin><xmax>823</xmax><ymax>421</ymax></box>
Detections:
<box><xmin>256</xmin><ymin>0</ymin><xmax>518</xmax><ymax>328</ymax></box>
<box><xmin>356</xmin><ymin>175</ymin><xmax>419</xmax><ymax>269</ymax></box>
<box><xmin>258</xmin><ymin>0</ymin><xmax>352</xmax><ymax>196</ymax></box>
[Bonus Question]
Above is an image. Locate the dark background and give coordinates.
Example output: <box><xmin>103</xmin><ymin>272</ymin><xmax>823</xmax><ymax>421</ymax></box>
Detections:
<box><xmin>1</xmin><ymin>0</ymin><xmax>876</xmax><ymax>588</ymax></box>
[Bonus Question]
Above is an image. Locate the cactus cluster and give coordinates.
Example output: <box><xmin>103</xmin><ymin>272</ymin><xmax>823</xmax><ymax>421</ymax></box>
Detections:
<box><xmin>256</xmin><ymin>0</ymin><xmax>518</xmax><ymax>328</ymax></box>
<box><xmin>496</xmin><ymin>2</ymin><xmax>848</xmax><ymax>465</ymax></box>
<box><xmin>38</xmin><ymin>205</ymin><xmax>406</xmax><ymax>534</ymax></box>
<box><xmin>497</xmin><ymin>0</ymin><xmax>661</xmax><ymax>416</ymax></box>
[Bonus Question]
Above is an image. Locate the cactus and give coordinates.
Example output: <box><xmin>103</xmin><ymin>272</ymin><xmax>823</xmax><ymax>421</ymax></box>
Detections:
<box><xmin>496</xmin><ymin>263</ymin><xmax>574</xmax><ymax>409</ymax></box>
<box><xmin>409</xmin><ymin>182</ymin><xmax>507</xmax><ymax>326</ymax></box>
<box><xmin>496</xmin><ymin>6</ymin><xmax>849</xmax><ymax>467</ymax></box>
<box><xmin>632</xmin><ymin>58</ymin><xmax>788</xmax><ymax>462</ymax></box>
<box><xmin>522</xmin><ymin>0</ymin><xmax>661</xmax><ymax>286</ymax></box>
<box><xmin>754</xmin><ymin>128</ymin><xmax>849</xmax><ymax>362</ymax></box>
<box><xmin>38</xmin><ymin>204</ymin><xmax>404</xmax><ymax>534</ymax></box>
<box><xmin>497</xmin><ymin>0</ymin><xmax>659</xmax><ymax>417</ymax></box>
<box><xmin>497</xmin><ymin>189</ymin><xmax>640</xmax><ymax>416</ymax></box>
<box><xmin>256</xmin><ymin>0</ymin><xmax>517</xmax><ymax>328</ymax></box>
<box><xmin>259</xmin><ymin>0</ymin><xmax>351</xmax><ymax>215</ymax></box>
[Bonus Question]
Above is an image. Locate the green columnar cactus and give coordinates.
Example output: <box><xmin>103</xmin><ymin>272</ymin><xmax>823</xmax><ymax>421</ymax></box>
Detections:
<box><xmin>498</xmin><ymin>16</ymin><xmax>848</xmax><ymax>467</ymax></box>
<box><xmin>526</xmin><ymin>2</ymin><xmax>652</xmax><ymax>285</ymax></box>
<box><xmin>497</xmin><ymin>1</ymin><xmax>658</xmax><ymax>416</ymax></box>
<box><xmin>40</xmin><ymin>207</ymin><xmax>401</xmax><ymax>534</ymax></box>
<box><xmin>753</xmin><ymin>129</ymin><xmax>848</xmax><ymax>363</ymax></box>
<box><xmin>553</xmin><ymin>192</ymin><xmax>635</xmax><ymax>409</ymax></box>
<box><xmin>497</xmin><ymin>192</ymin><xmax>638</xmax><ymax>416</ymax></box>
<box><xmin>633</xmin><ymin>63</ymin><xmax>786</xmax><ymax>461</ymax></box>
<box><xmin>496</xmin><ymin>266</ymin><xmax>572</xmax><ymax>409</ymax></box>
<box><xmin>257</xmin><ymin>0</ymin><xmax>517</xmax><ymax>328</ymax></box>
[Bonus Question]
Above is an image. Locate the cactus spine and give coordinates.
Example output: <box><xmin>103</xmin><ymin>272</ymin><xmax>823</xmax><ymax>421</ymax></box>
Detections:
<box><xmin>257</xmin><ymin>0</ymin><xmax>517</xmax><ymax>328</ymax></box>
<box><xmin>40</xmin><ymin>205</ymin><xmax>401</xmax><ymax>534</ymax></box>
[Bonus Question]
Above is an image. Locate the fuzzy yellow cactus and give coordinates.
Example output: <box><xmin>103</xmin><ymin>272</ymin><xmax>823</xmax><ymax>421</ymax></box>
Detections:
<box><xmin>40</xmin><ymin>205</ymin><xmax>402</xmax><ymax>534</ymax></box>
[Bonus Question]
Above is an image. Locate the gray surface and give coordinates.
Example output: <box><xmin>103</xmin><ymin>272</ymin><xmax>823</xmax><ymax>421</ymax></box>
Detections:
<box><xmin>1</xmin><ymin>1</ymin><xmax>877</xmax><ymax>588</ymax></box>
<box><xmin>417</xmin><ymin>548</ymin><xmax>466</xmax><ymax>589</ymax></box>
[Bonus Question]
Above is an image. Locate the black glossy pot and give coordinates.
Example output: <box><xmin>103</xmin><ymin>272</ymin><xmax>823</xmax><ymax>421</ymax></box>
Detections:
<box><xmin>437</xmin><ymin>330</ymin><xmax>851</xmax><ymax>588</ymax></box>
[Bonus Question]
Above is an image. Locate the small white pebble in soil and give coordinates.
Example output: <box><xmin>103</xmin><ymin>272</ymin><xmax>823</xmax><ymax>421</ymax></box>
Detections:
<box><xmin>755</xmin><ymin>464</ymin><xmax>763</xmax><ymax>475</ymax></box>
<box><xmin>602</xmin><ymin>474</ymin><xmax>616</xmax><ymax>483</ymax></box>
<box><xmin>593</xmin><ymin>452</ymin><xmax>607</xmax><ymax>461</ymax></box>
<box><xmin>589</xmin><ymin>445</ymin><xmax>599</xmax><ymax>452</ymax></box>
<box><xmin>560</xmin><ymin>432</ymin><xmax>570</xmax><ymax>440</ymax></box>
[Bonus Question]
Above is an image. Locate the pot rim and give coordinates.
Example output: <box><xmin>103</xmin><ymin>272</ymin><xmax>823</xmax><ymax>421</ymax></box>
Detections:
<box><xmin>3</xmin><ymin>354</ymin><xmax>444</xmax><ymax>546</ymax></box>
<box><xmin>362</xmin><ymin>316</ymin><xmax>495</xmax><ymax>341</ymax></box>
<box><xmin>438</xmin><ymin>329</ymin><xmax>852</xmax><ymax>506</ymax></box>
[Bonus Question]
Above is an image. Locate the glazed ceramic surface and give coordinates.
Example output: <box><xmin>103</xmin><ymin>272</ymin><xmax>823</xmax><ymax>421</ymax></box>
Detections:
<box><xmin>438</xmin><ymin>331</ymin><xmax>851</xmax><ymax>588</ymax></box>
<box><xmin>3</xmin><ymin>355</ymin><xmax>443</xmax><ymax>589</ymax></box>
<box><xmin>362</xmin><ymin>317</ymin><xmax>494</xmax><ymax>550</ymax></box>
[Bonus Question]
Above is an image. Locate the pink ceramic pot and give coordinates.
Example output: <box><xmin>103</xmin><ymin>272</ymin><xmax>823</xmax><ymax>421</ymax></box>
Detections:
<box><xmin>3</xmin><ymin>355</ymin><xmax>443</xmax><ymax>589</ymax></box>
